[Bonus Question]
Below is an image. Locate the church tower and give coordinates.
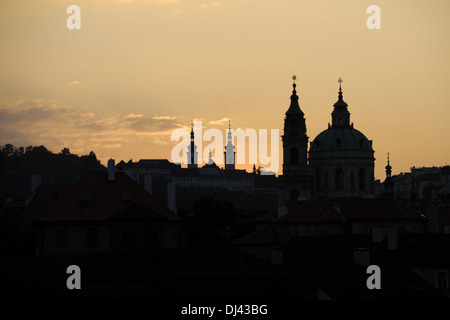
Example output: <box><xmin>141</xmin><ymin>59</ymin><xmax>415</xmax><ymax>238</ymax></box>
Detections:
<box><xmin>224</xmin><ymin>120</ymin><xmax>235</xmax><ymax>170</ymax></box>
<box><xmin>309</xmin><ymin>78</ymin><xmax>375</xmax><ymax>198</ymax></box>
<box><xmin>279</xmin><ymin>75</ymin><xmax>312</xmax><ymax>203</ymax></box>
<box><xmin>384</xmin><ymin>153</ymin><xmax>394</xmax><ymax>195</ymax></box>
<box><xmin>187</xmin><ymin>121</ymin><xmax>198</xmax><ymax>169</ymax></box>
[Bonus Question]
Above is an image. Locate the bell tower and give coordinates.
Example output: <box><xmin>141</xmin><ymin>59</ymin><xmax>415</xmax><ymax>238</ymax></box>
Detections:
<box><xmin>279</xmin><ymin>75</ymin><xmax>312</xmax><ymax>204</ymax></box>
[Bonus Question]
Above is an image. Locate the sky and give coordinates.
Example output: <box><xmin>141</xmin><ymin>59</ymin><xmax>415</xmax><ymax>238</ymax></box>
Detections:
<box><xmin>0</xmin><ymin>0</ymin><xmax>449</xmax><ymax>179</ymax></box>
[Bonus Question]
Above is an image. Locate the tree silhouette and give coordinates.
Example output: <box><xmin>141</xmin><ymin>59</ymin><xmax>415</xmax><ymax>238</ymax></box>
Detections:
<box><xmin>0</xmin><ymin>144</ymin><xmax>105</xmax><ymax>201</ymax></box>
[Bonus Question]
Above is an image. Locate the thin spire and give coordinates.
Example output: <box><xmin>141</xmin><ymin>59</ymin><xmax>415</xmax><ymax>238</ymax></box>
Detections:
<box><xmin>208</xmin><ymin>149</ymin><xmax>214</xmax><ymax>165</ymax></box>
<box><xmin>292</xmin><ymin>75</ymin><xmax>297</xmax><ymax>93</ymax></box>
<box><xmin>227</xmin><ymin>120</ymin><xmax>233</xmax><ymax>142</ymax></box>
<box><xmin>385</xmin><ymin>152</ymin><xmax>392</xmax><ymax>177</ymax></box>
<box><xmin>337</xmin><ymin>77</ymin><xmax>343</xmax><ymax>100</ymax></box>
<box><xmin>285</xmin><ymin>75</ymin><xmax>303</xmax><ymax>116</ymax></box>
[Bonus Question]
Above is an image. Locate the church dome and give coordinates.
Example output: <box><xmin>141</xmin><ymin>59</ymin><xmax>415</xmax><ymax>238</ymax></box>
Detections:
<box><xmin>310</xmin><ymin>127</ymin><xmax>373</xmax><ymax>152</ymax></box>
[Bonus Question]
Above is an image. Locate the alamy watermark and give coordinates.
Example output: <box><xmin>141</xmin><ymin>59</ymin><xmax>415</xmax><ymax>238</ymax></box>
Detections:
<box><xmin>171</xmin><ymin>120</ymin><xmax>279</xmax><ymax>175</ymax></box>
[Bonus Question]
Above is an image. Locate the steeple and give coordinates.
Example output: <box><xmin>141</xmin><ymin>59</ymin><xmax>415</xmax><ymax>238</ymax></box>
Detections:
<box><xmin>187</xmin><ymin>120</ymin><xmax>198</xmax><ymax>169</ymax></box>
<box><xmin>384</xmin><ymin>152</ymin><xmax>394</xmax><ymax>195</ymax></box>
<box><xmin>385</xmin><ymin>153</ymin><xmax>392</xmax><ymax>179</ymax></box>
<box><xmin>280</xmin><ymin>74</ymin><xmax>312</xmax><ymax>202</ymax></box>
<box><xmin>207</xmin><ymin>149</ymin><xmax>214</xmax><ymax>165</ymax></box>
<box><xmin>224</xmin><ymin>120</ymin><xmax>235</xmax><ymax>170</ymax></box>
<box><xmin>285</xmin><ymin>75</ymin><xmax>304</xmax><ymax>116</ymax></box>
<box><xmin>331</xmin><ymin>77</ymin><xmax>351</xmax><ymax>128</ymax></box>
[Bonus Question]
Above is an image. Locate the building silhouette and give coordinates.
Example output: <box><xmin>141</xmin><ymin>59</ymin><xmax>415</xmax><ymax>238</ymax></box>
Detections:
<box><xmin>224</xmin><ymin>120</ymin><xmax>236</xmax><ymax>171</ymax></box>
<box><xmin>308</xmin><ymin>78</ymin><xmax>375</xmax><ymax>199</ymax></box>
<box><xmin>278</xmin><ymin>75</ymin><xmax>313</xmax><ymax>204</ymax></box>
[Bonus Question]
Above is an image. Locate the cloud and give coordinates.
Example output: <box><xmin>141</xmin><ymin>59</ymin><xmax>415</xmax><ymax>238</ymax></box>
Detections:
<box><xmin>151</xmin><ymin>116</ymin><xmax>176</xmax><ymax>120</ymax></box>
<box><xmin>0</xmin><ymin>99</ymin><xmax>184</xmax><ymax>161</ymax></box>
<box><xmin>209</xmin><ymin>117</ymin><xmax>231</xmax><ymax>126</ymax></box>
<box><xmin>124</xmin><ymin>113</ymin><xmax>144</xmax><ymax>119</ymax></box>
<box><xmin>67</xmin><ymin>80</ymin><xmax>80</xmax><ymax>85</ymax></box>
<box><xmin>199</xmin><ymin>1</ymin><xmax>219</xmax><ymax>9</ymax></box>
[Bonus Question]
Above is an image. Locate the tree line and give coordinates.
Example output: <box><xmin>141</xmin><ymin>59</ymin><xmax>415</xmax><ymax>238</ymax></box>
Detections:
<box><xmin>0</xmin><ymin>144</ymin><xmax>104</xmax><ymax>201</ymax></box>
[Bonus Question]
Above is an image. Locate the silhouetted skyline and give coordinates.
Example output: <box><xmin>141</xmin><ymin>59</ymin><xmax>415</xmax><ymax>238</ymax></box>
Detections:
<box><xmin>0</xmin><ymin>0</ymin><xmax>449</xmax><ymax>180</ymax></box>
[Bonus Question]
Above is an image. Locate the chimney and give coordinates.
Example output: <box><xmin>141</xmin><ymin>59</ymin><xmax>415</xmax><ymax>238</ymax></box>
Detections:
<box><xmin>31</xmin><ymin>175</ymin><xmax>42</xmax><ymax>193</ymax></box>
<box><xmin>108</xmin><ymin>159</ymin><xmax>115</xmax><ymax>182</ymax></box>
<box><xmin>353</xmin><ymin>248</ymin><xmax>370</xmax><ymax>267</ymax></box>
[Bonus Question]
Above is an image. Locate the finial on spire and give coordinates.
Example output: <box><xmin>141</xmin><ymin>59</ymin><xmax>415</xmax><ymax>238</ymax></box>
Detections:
<box><xmin>208</xmin><ymin>149</ymin><xmax>214</xmax><ymax>165</ymax></box>
<box><xmin>337</xmin><ymin>77</ymin><xmax>344</xmax><ymax>101</ymax></box>
<box><xmin>292</xmin><ymin>75</ymin><xmax>297</xmax><ymax>92</ymax></box>
<box><xmin>385</xmin><ymin>152</ymin><xmax>392</xmax><ymax>175</ymax></box>
<box><xmin>228</xmin><ymin>119</ymin><xmax>231</xmax><ymax>130</ymax></box>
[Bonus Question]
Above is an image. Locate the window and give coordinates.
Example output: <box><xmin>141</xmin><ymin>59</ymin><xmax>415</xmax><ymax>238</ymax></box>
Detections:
<box><xmin>436</xmin><ymin>271</ymin><xmax>448</xmax><ymax>289</ymax></box>
<box><xmin>315</xmin><ymin>168</ymin><xmax>321</xmax><ymax>191</ymax></box>
<box><xmin>359</xmin><ymin>168</ymin><xmax>365</xmax><ymax>191</ymax></box>
<box><xmin>306</xmin><ymin>225</ymin><xmax>318</xmax><ymax>235</ymax></box>
<box><xmin>351</xmin><ymin>171</ymin><xmax>355</xmax><ymax>189</ymax></box>
<box><xmin>290</xmin><ymin>147</ymin><xmax>298</xmax><ymax>165</ymax></box>
<box><xmin>335</xmin><ymin>168</ymin><xmax>344</xmax><ymax>190</ymax></box>
<box><xmin>80</xmin><ymin>200</ymin><xmax>92</xmax><ymax>210</ymax></box>
<box><xmin>55</xmin><ymin>228</ymin><xmax>68</xmax><ymax>247</ymax></box>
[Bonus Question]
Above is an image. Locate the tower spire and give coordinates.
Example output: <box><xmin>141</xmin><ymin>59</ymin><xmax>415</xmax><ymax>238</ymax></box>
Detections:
<box><xmin>285</xmin><ymin>75</ymin><xmax>304</xmax><ymax>116</ymax></box>
<box><xmin>385</xmin><ymin>152</ymin><xmax>392</xmax><ymax>178</ymax></box>
<box><xmin>224</xmin><ymin>119</ymin><xmax>235</xmax><ymax>170</ymax></box>
<box><xmin>331</xmin><ymin>77</ymin><xmax>350</xmax><ymax>127</ymax></box>
<box><xmin>187</xmin><ymin>120</ymin><xmax>198</xmax><ymax>168</ymax></box>
<box><xmin>338</xmin><ymin>77</ymin><xmax>343</xmax><ymax>101</ymax></box>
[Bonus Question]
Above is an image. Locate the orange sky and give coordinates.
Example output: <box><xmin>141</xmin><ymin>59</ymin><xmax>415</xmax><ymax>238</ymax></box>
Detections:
<box><xmin>0</xmin><ymin>0</ymin><xmax>449</xmax><ymax>179</ymax></box>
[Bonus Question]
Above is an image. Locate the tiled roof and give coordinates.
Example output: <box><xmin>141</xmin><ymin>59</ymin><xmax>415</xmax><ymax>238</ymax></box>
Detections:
<box><xmin>255</xmin><ymin>201</ymin><xmax>308</xmax><ymax>222</ymax></box>
<box><xmin>278</xmin><ymin>199</ymin><xmax>346</xmax><ymax>223</ymax></box>
<box><xmin>416</xmin><ymin>173</ymin><xmax>442</xmax><ymax>182</ymax></box>
<box><xmin>233</xmin><ymin>224</ymin><xmax>279</xmax><ymax>245</ymax></box>
<box><xmin>277</xmin><ymin>198</ymin><xmax>425</xmax><ymax>223</ymax></box>
<box><xmin>335</xmin><ymin>198</ymin><xmax>426</xmax><ymax>221</ymax></box>
<box><xmin>36</xmin><ymin>172</ymin><xmax>180</xmax><ymax>222</ymax></box>
<box><xmin>15</xmin><ymin>185</ymin><xmax>71</xmax><ymax>230</ymax></box>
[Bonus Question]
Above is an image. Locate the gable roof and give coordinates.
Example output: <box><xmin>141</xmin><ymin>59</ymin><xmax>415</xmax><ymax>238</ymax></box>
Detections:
<box><xmin>36</xmin><ymin>172</ymin><xmax>180</xmax><ymax>222</ymax></box>
<box><xmin>278</xmin><ymin>199</ymin><xmax>346</xmax><ymax>223</ymax></box>
<box><xmin>233</xmin><ymin>224</ymin><xmax>280</xmax><ymax>245</ymax></box>
<box><xmin>276</xmin><ymin>198</ymin><xmax>426</xmax><ymax>223</ymax></box>
<box><xmin>15</xmin><ymin>185</ymin><xmax>70</xmax><ymax>231</ymax></box>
